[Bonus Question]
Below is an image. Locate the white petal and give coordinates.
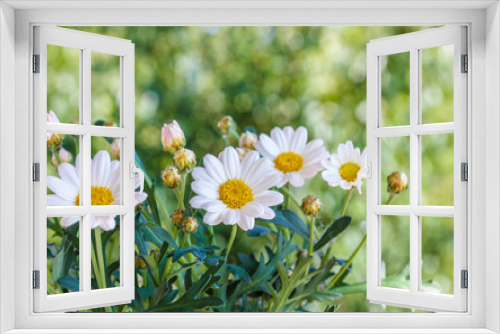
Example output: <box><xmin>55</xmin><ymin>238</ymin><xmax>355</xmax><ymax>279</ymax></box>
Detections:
<box><xmin>47</xmin><ymin>176</ymin><xmax>79</xmax><ymax>201</ymax></box>
<box><xmin>300</xmin><ymin>163</ymin><xmax>323</xmax><ymax>179</ymax></box>
<box><xmin>192</xmin><ymin>167</ymin><xmax>218</xmax><ymax>187</ymax></box>
<box><xmin>240</xmin><ymin>151</ymin><xmax>260</xmax><ymax>180</ymax></box>
<box><xmin>47</xmin><ymin>194</ymin><xmax>74</xmax><ymax>207</ymax></box>
<box><xmin>288</xmin><ymin>172</ymin><xmax>305</xmax><ymax>187</ymax></box>
<box><xmin>251</xmin><ymin>171</ymin><xmax>281</xmax><ymax>193</ymax></box>
<box><xmin>244</xmin><ymin>158</ymin><xmax>273</xmax><ymax>186</ymax></box>
<box><xmin>322</xmin><ymin>170</ymin><xmax>342</xmax><ymax>184</ymax></box>
<box><xmin>260</xmin><ymin>206</ymin><xmax>275</xmax><ymax>220</ymax></box>
<box><xmin>204</xmin><ymin>200</ymin><xmax>227</xmax><ymax>212</ymax></box>
<box><xmin>237</xmin><ymin>215</ymin><xmax>255</xmax><ymax>231</ymax></box>
<box><xmin>290</xmin><ymin>126</ymin><xmax>308</xmax><ymax>152</ymax></box>
<box><xmin>283</xmin><ymin>126</ymin><xmax>294</xmax><ymax>143</ymax></box>
<box><xmin>92</xmin><ymin>150</ymin><xmax>111</xmax><ymax>187</ymax></box>
<box><xmin>191</xmin><ymin>181</ymin><xmax>219</xmax><ymax>199</ymax></box>
<box><xmin>255</xmin><ymin>191</ymin><xmax>284</xmax><ymax>206</ymax></box>
<box><xmin>203</xmin><ymin>211</ymin><xmax>223</xmax><ymax>226</ymax></box>
<box><xmin>223</xmin><ymin>209</ymin><xmax>239</xmax><ymax>225</ymax></box>
<box><xmin>60</xmin><ymin>216</ymin><xmax>79</xmax><ymax>228</ymax></box>
<box><xmin>255</xmin><ymin>134</ymin><xmax>281</xmax><ymax>158</ymax></box>
<box><xmin>58</xmin><ymin>163</ymin><xmax>79</xmax><ymax>189</ymax></box>
<box><xmin>275</xmin><ymin>174</ymin><xmax>288</xmax><ymax>188</ymax></box>
<box><xmin>98</xmin><ymin>216</ymin><xmax>117</xmax><ymax>231</ymax></box>
<box><xmin>340</xmin><ymin>180</ymin><xmax>353</xmax><ymax>190</ymax></box>
<box><xmin>134</xmin><ymin>192</ymin><xmax>148</xmax><ymax>206</ymax></box>
<box><xmin>190</xmin><ymin>195</ymin><xmax>212</xmax><ymax>209</ymax></box>
<box><xmin>203</xmin><ymin>154</ymin><xmax>227</xmax><ymax>184</ymax></box>
<box><xmin>270</xmin><ymin>127</ymin><xmax>288</xmax><ymax>152</ymax></box>
<box><xmin>240</xmin><ymin>202</ymin><xmax>264</xmax><ymax>218</ymax></box>
<box><xmin>109</xmin><ymin>162</ymin><xmax>121</xmax><ymax>194</ymax></box>
<box><xmin>303</xmin><ymin>146</ymin><xmax>329</xmax><ymax>164</ymax></box>
<box><xmin>219</xmin><ymin>147</ymin><xmax>241</xmax><ymax>179</ymax></box>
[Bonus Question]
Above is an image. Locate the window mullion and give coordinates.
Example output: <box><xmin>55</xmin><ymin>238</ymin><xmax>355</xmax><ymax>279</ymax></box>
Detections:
<box><xmin>409</xmin><ymin>48</ymin><xmax>420</xmax><ymax>294</ymax></box>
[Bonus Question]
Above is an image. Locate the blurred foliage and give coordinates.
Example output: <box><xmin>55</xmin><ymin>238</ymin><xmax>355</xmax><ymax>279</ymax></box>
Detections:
<box><xmin>45</xmin><ymin>26</ymin><xmax>456</xmax><ymax>312</ymax></box>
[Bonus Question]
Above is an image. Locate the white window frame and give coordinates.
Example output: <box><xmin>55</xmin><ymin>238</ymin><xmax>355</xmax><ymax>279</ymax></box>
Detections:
<box><xmin>0</xmin><ymin>2</ymin><xmax>499</xmax><ymax>333</ymax></box>
<box><xmin>33</xmin><ymin>25</ymin><xmax>136</xmax><ymax>312</ymax></box>
<box><xmin>366</xmin><ymin>26</ymin><xmax>468</xmax><ymax>312</ymax></box>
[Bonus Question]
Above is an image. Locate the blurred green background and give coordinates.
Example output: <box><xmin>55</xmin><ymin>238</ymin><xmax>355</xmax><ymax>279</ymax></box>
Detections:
<box><xmin>47</xmin><ymin>26</ymin><xmax>455</xmax><ymax>312</ymax></box>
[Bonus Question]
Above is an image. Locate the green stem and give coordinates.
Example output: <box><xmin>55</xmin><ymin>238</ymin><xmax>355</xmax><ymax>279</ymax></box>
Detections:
<box><xmin>51</xmin><ymin>148</ymin><xmax>62</xmax><ymax>165</ymax></box>
<box><xmin>226</xmin><ymin>225</ymin><xmax>238</xmax><ymax>258</ymax></box>
<box><xmin>229</xmin><ymin>128</ymin><xmax>241</xmax><ymax>140</ymax></box>
<box><xmin>91</xmin><ymin>240</ymin><xmax>102</xmax><ymax>287</ymax></box>
<box><xmin>340</xmin><ymin>188</ymin><xmax>354</xmax><ymax>216</ymax></box>
<box><xmin>94</xmin><ymin>228</ymin><xmax>107</xmax><ymax>289</ymax></box>
<box><xmin>308</xmin><ymin>216</ymin><xmax>315</xmax><ymax>255</ymax></box>
<box><xmin>386</xmin><ymin>193</ymin><xmax>396</xmax><ymax>205</ymax></box>
<box><xmin>326</xmin><ymin>234</ymin><xmax>366</xmax><ymax>290</ymax></box>
<box><xmin>279</xmin><ymin>186</ymin><xmax>301</xmax><ymax>209</ymax></box>
<box><xmin>178</xmin><ymin>172</ymin><xmax>187</xmax><ymax>210</ymax></box>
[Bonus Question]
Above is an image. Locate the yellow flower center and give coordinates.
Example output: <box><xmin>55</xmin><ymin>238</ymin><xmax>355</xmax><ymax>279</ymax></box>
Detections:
<box><xmin>218</xmin><ymin>178</ymin><xmax>254</xmax><ymax>209</ymax></box>
<box><xmin>273</xmin><ymin>151</ymin><xmax>304</xmax><ymax>174</ymax></box>
<box><xmin>74</xmin><ymin>186</ymin><xmax>115</xmax><ymax>206</ymax></box>
<box><xmin>339</xmin><ymin>162</ymin><xmax>361</xmax><ymax>182</ymax></box>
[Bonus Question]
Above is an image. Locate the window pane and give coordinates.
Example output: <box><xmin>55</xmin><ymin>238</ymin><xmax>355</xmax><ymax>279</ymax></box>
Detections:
<box><xmin>47</xmin><ymin>45</ymin><xmax>80</xmax><ymax>124</ymax></box>
<box><xmin>381</xmin><ymin>52</ymin><xmax>410</xmax><ymax>127</ymax></box>
<box><xmin>421</xmin><ymin>133</ymin><xmax>454</xmax><ymax>206</ymax></box>
<box><xmin>380</xmin><ymin>215</ymin><xmax>410</xmax><ymax>290</ymax></box>
<box><xmin>381</xmin><ymin>136</ymin><xmax>410</xmax><ymax>205</ymax></box>
<box><xmin>421</xmin><ymin>216</ymin><xmax>454</xmax><ymax>295</ymax></box>
<box><xmin>91</xmin><ymin>52</ymin><xmax>121</xmax><ymax>127</ymax></box>
<box><xmin>47</xmin><ymin>134</ymin><xmax>81</xmax><ymax>206</ymax></box>
<box><xmin>91</xmin><ymin>216</ymin><xmax>121</xmax><ymax>290</ymax></box>
<box><xmin>421</xmin><ymin>45</ymin><xmax>454</xmax><ymax>124</ymax></box>
<box><xmin>90</xmin><ymin>136</ymin><xmax>121</xmax><ymax>206</ymax></box>
<box><xmin>47</xmin><ymin>216</ymin><xmax>80</xmax><ymax>295</ymax></box>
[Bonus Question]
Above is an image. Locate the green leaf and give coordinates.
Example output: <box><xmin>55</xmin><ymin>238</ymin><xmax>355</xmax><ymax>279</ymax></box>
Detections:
<box><xmin>143</xmin><ymin>180</ymin><xmax>161</xmax><ymax>227</ymax></box>
<box><xmin>135</xmin><ymin>151</ymin><xmax>153</xmax><ymax>187</ymax></box>
<box><xmin>227</xmin><ymin>264</ymin><xmax>251</xmax><ymax>283</ymax></box>
<box><xmin>135</xmin><ymin>228</ymin><xmax>149</xmax><ymax>256</ymax></box>
<box><xmin>258</xmin><ymin>208</ymin><xmax>308</xmax><ymax>240</ymax></box>
<box><xmin>57</xmin><ymin>275</ymin><xmax>79</xmax><ymax>292</ymax></box>
<box><xmin>314</xmin><ymin>216</ymin><xmax>352</xmax><ymax>252</ymax></box>
<box><xmin>150</xmin><ymin>296</ymin><xmax>224</xmax><ymax>312</ymax></box>
<box><xmin>142</xmin><ymin>226</ymin><xmax>177</xmax><ymax>249</ymax></box>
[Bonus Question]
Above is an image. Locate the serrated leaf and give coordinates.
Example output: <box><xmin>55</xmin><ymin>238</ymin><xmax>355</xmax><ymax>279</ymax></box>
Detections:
<box><xmin>258</xmin><ymin>208</ymin><xmax>309</xmax><ymax>240</ymax></box>
<box><xmin>247</xmin><ymin>225</ymin><xmax>275</xmax><ymax>237</ymax></box>
<box><xmin>314</xmin><ymin>216</ymin><xmax>352</xmax><ymax>252</ymax></box>
<box><xmin>227</xmin><ymin>264</ymin><xmax>251</xmax><ymax>283</ymax></box>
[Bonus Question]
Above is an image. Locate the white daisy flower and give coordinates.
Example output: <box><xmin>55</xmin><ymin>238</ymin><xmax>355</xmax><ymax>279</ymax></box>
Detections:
<box><xmin>254</xmin><ymin>126</ymin><xmax>328</xmax><ymax>188</ymax></box>
<box><xmin>47</xmin><ymin>150</ymin><xmax>148</xmax><ymax>231</ymax></box>
<box><xmin>189</xmin><ymin>146</ymin><xmax>284</xmax><ymax>231</ymax></box>
<box><xmin>322</xmin><ymin>140</ymin><xmax>367</xmax><ymax>194</ymax></box>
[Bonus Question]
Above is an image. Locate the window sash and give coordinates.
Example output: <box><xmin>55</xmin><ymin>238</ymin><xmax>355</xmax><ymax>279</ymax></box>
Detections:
<box><xmin>33</xmin><ymin>25</ymin><xmax>136</xmax><ymax>313</ymax></box>
<box><xmin>366</xmin><ymin>26</ymin><xmax>468</xmax><ymax>312</ymax></box>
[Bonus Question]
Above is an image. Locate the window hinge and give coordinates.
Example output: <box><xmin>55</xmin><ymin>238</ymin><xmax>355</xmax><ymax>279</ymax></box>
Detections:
<box><xmin>461</xmin><ymin>270</ymin><xmax>468</xmax><ymax>289</ymax></box>
<box><xmin>33</xmin><ymin>54</ymin><xmax>40</xmax><ymax>73</ymax></box>
<box><xmin>33</xmin><ymin>163</ymin><xmax>40</xmax><ymax>182</ymax></box>
<box><xmin>461</xmin><ymin>162</ymin><xmax>468</xmax><ymax>181</ymax></box>
<box><xmin>33</xmin><ymin>270</ymin><xmax>40</xmax><ymax>289</ymax></box>
<box><xmin>461</xmin><ymin>54</ymin><xmax>468</xmax><ymax>73</ymax></box>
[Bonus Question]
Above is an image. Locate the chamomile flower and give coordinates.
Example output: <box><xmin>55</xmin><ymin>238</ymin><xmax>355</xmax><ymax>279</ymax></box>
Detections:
<box><xmin>322</xmin><ymin>140</ymin><xmax>367</xmax><ymax>194</ymax></box>
<box><xmin>47</xmin><ymin>150</ymin><xmax>148</xmax><ymax>231</ymax></box>
<box><xmin>254</xmin><ymin>126</ymin><xmax>328</xmax><ymax>188</ymax></box>
<box><xmin>189</xmin><ymin>146</ymin><xmax>283</xmax><ymax>231</ymax></box>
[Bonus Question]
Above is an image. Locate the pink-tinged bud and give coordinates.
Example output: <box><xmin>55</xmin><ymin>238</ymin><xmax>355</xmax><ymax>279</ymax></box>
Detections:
<box><xmin>387</xmin><ymin>171</ymin><xmax>408</xmax><ymax>195</ymax></box>
<box><xmin>103</xmin><ymin>121</ymin><xmax>116</xmax><ymax>127</ymax></box>
<box><xmin>59</xmin><ymin>148</ymin><xmax>72</xmax><ymax>163</ymax></box>
<box><xmin>70</xmin><ymin>120</ymin><xmax>79</xmax><ymax>125</ymax></box>
<box><xmin>51</xmin><ymin>153</ymin><xmax>59</xmax><ymax>168</ymax></box>
<box><xmin>170</xmin><ymin>209</ymin><xmax>184</xmax><ymax>228</ymax></box>
<box><xmin>111</xmin><ymin>139</ymin><xmax>120</xmax><ymax>159</ymax></box>
<box><xmin>217</xmin><ymin>116</ymin><xmax>236</xmax><ymax>135</ymax></box>
<box><xmin>236</xmin><ymin>147</ymin><xmax>251</xmax><ymax>161</ymax></box>
<box><xmin>161</xmin><ymin>120</ymin><xmax>185</xmax><ymax>153</ymax></box>
<box><xmin>135</xmin><ymin>257</ymin><xmax>146</xmax><ymax>269</ymax></box>
<box><xmin>182</xmin><ymin>217</ymin><xmax>199</xmax><ymax>234</ymax></box>
<box><xmin>47</xmin><ymin>110</ymin><xmax>64</xmax><ymax>150</ymax></box>
<box><xmin>301</xmin><ymin>195</ymin><xmax>322</xmax><ymax>216</ymax></box>
<box><xmin>161</xmin><ymin>166</ymin><xmax>181</xmax><ymax>189</ymax></box>
<box><xmin>174</xmin><ymin>148</ymin><xmax>196</xmax><ymax>171</ymax></box>
<box><xmin>239</xmin><ymin>131</ymin><xmax>257</xmax><ymax>149</ymax></box>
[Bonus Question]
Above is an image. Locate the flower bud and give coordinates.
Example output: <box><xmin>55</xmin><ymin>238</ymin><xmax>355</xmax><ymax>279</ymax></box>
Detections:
<box><xmin>103</xmin><ymin>121</ymin><xmax>116</xmax><ymax>127</ymax></box>
<box><xmin>47</xmin><ymin>110</ymin><xmax>64</xmax><ymax>150</ymax></box>
<box><xmin>387</xmin><ymin>171</ymin><xmax>408</xmax><ymax>195</ymax></box>
<box><xmin>59</xmin><ymin>148</ymin><xmax>72</xmax><ymax>163</ymax></box>
<box><xmin>239</xmin><ymin>131</ymin><xmax>257</xmax><ymax>150</ymax></box>
<box><xmin>174</xmin><ymin>148</ymin><xmax>196</xmax><ymax>171</ymax></box>
<box><xmin>149</xmin><ymin>249</ymin><xmax>160</xmax><ymax>262</ymax></box>
<box><xmin>51</xmin><ymin>153</ymin><xmax>59</xmax><ymax>168</ymax></box>
<box><xmin>236</xmin><ymin>147</ymin><xmax>251</xmax><ymax>161</ymax></box>
<box><xmin>111</xmin><ymin>139</ymin><xmax>120</xmax><ymax>159</ymax></box>
<box><xmin>217</xmin><ymin>116</ymin><xmax>236</xmax><ymax>135</ymax></box>
<box><xmin>161</xmin><ymin>120</ymin><xmax>185</xmax><ymax>153</ymax></box>
<box><xmin>297</xmin><ymin>249</ymin><xmax>308</xmax><ymax>259</ymax></box>
<box><xmin>161</xmin><ymin>166</ymin><xmax>181</xmax><ymax>188</ymax></box>
<box><xmin>135</xmin><ymin>256</ymin><xmax>146</xmax><ymax>269</ymax></box>
<box><xmin>301</xmin><ymin>195</ymin><xmax>322</xmax><ymax>216</ymax></box>
<box><xmin>170</xmin><ymin>209</ymin><xmax>184</xmax><ymax>229</ymax></box>
<box><xmin>182</xmin><ymin>217</ymin><xmax>199</xmax><ymax>234</ymax></box>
